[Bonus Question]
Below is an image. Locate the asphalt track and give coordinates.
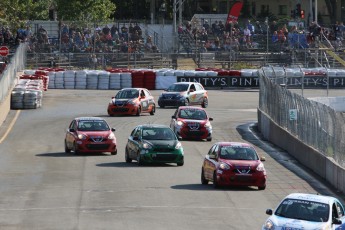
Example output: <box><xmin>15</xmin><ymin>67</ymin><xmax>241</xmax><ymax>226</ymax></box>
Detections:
<box><xmin>0</xmin><ymin>89</ymin><xmax>344</xmax><ymax>230</ymax></box>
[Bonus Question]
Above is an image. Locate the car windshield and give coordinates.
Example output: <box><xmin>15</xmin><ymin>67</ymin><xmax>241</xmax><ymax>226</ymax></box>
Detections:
<box><xmin>179</xmin><ymin>108</ymin><xmax>207</xmax><ymax>120</ymax></box>
<box><xmin>219</xmin><ymin>146</ymin><xmax>258</xmax><ymax>160</ymax></box>
<box><xmin>78</xmin><ymin>120</ymin><xmax>110</xmax><ymax>131</ymax></box>
<box><xmin>142</xmin><ymin>127</ymin><xmax>176</xmax><ymax>140</ymax></box>
<box><xmin>115</xmin><ymin>89</ymin><xmax>139</xmax><ymax>99</ymax></box>
<box><xmin>274</xmin><ymin>198</ymin><xmax>329</xmax><ymax>222</ymax></box>
<box><xmin>166</xmin><ymin>84</ymin><xmax>189</xmax><ymax>92</ymax></box>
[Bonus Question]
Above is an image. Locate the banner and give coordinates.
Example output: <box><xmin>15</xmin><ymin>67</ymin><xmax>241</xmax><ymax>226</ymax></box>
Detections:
<box><xmin>226</xmin><ymin>1</ymin><xmax>243</xmax><ymax>24</ymax></box>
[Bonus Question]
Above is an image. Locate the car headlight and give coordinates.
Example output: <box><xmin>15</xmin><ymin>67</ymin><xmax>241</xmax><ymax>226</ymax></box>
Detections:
<box><xmin>175</xmin><ymin>141</ymin><xmax>182</xmax><ymax>149</ymax></box>
<box><xmin>204</xmin><ymin>121</ymin><xmax>211</xmax><ymax>128</ymax></box>
<box><xmin>256</xmin><ymin>162</ymin><xmax>265</xmax><ymax>172</ymax></box>
<box><xmin>263</xmin><ymin>220</ymin><xmax>275</xmax><ymax>230</ymax></box>
<box><xmin>219</xmin><ymin>163</ymin><xmax>230</xmax><ymax>170</ymax></box>
<box><xmin>77</xmin><ymin>134</ymin><xmax>87</xmax><ymax>140</ymax></box>
<box><xmin>177</xmin><ymin>120</ymin><xmax>184</xmax><ymax>126</ymax></box>
<box><xmin>108</xmin><ymin>132</ymin><xmax>115</xmax><ymax>140</ymax></box>
<box><xmin>142</xmin><ymin>142</ymin><xmax>153</xmax><ymax>149</ymax></box>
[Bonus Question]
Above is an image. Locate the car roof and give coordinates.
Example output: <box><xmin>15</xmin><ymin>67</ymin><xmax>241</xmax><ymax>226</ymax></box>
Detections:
<box><xmin>284</xmin><ymin>193</ymin><xmax>338</xmax><ymax>205</ymax></box>
<box><xmin>216</xmin><ymin>142</ymin><xmax>253</xmax><ymax>147</ymax></box>
<box><xmin>138</xmin><ymin>124</ymin><xmax>170</xmax><ymax>129</ymax></box>
<box><xmin>75</xmin><ymin>117</ymin><xmax>105</xmax><ymax>121</ymax></box>
<box><xmin>178</xmin><ymin>106</ymin><xmax>205</xmax><ymax>111</ymax></box>
<box><xmin>121</xmin><ymin>88</ymin><xmax>147</xmax><ymax>91</ymax></box>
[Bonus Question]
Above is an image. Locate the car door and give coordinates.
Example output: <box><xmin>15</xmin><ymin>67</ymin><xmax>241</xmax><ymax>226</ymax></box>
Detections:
<box><xmin>139</xmin><ymin>89</ymin><xmax>149</xmax><ymax>112</ymax></box>
<box><xmin>195</xmin><ymin>83</ymin><xmax>206</xmax><ymax>104</ymax></box>
<box><xmin>127</xmin><ymin>127</ymin><xmax>137</xmax><ymax>158</ymax></box>
<box><xmin>332</xmin><ymin>200</ymin><xmax>345</xmax><ymax>229</ymax></box>
<box><xmin>187</xmin><ymin>83</ymin><xmax>198</xmax><ymax>104</ymax></box>
<box><xmin>204</xmin><ymin>144</ymin><xmax>218</xmax><ymax>180</ymax></box>
<box><xmin>144</xmin><ymin>89</ymin><xmax>155</xmax><ymax>110</ymax></box>
<box><xmin>170</xmin><ymin>108</ymin><xmax>179</xmax><ymax>132</ymax></box>
<box><xmin>66</xmin><ymin>120</ymin><xmax>77</xmax><ymax>149</ymax></box>
<box><xmin>128</xmin><ymin>127</ymin><xmax>142</xmax><ymax>159</ymax></box>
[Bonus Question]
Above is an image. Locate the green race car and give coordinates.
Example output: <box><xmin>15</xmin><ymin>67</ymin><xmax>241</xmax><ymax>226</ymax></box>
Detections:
<box><xmin>125</xmin><ymin>124</ymin><xmax>184</xmax><ymax>166</ymax></box>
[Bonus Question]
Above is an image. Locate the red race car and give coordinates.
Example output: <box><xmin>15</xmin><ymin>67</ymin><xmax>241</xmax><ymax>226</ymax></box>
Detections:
<box><xmin>107</xmin><ymin>88</ymin><xmax>156</xmax><ymax>116</ymax></box>
<box><xmin>201</xmin><ymin>142</ymin><xmax>267</xmax><ymax>190</ymax></box>
<box><xmin>170</xmin><ymin>106</ymin><xmax>213</xmax><ymax>141</ymax></box>
<box><xmin>64</xmin><ymin>117</ymin><xmax>117</xmax><ymax>155</ymax></box>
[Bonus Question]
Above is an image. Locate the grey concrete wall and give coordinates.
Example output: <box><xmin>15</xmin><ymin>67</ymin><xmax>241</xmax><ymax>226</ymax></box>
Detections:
<box><xmin>0</xmin><ymin>92</ymin><xmax>11</xmax><ymax>128</ymax></box>
<box><xmin>258</xmin><ymin>108</ymin><xmax>345</xmax><ymax>194</ymax></box>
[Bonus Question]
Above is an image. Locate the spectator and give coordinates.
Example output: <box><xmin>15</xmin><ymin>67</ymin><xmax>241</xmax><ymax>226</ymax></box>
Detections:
<box><xmin>110</xmin><ymin>24</ymin><xmax>118</xmax><ymax>37</ymax></box>
<box><xmin>270</xmin><ymin>21</ymin><xmax>278</xmax><ymax>34</ymax></box>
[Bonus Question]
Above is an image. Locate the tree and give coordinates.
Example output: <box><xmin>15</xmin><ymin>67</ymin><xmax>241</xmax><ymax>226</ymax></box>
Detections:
<box><xmin>112</xmin><ymin>0</ymin><xmax>150</xmax><ymax>20</ymax></box>
<box><xmin>56</xmin><ymin>0</ymin><xmax>116</xmax><ymax>22</ymax></box>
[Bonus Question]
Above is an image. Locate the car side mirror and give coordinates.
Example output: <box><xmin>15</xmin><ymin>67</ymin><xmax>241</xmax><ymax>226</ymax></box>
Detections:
<box><xmin>333</xmin><ymin>218</ymin><xmax>342</xmax><ymax>225</ymax></box>
<box><xmin>260</xmin><ymin>156</ymin><xmax>266</xmax><ymax>161</ymax></box>
<box><xmin>189</xmin><ymin>89</ymin><xmax>195</xmax><ymax>92</ymax></box>
<box><xmin>111</xmin><ymin>128</ymin><xmax>116</xmax><ymax>132</ymax></box>
<box><xmin>209</xmin><ymin>117</ymin><xmax>213</xmax><ymax>121</ymax></box>
<box><xmin>141</xmin><ymin>96</ymin><xmax>145</xmax><ymax>99</ymax></box>
<box><xmin>133</xmin><ymin>136</ymin><xmax>139</xmax><ymax>141</ymax></box>
<box><xmin>112</xmin><ymin>96</ymin><xmax>115</xmax><ymax>99</ymax></box>
<box><xmin>266</xmin><ymin>209</ymin><xmax>273</xmax><ymax>215</ymax></box>
<box><xmin>172</xmin><ymin>115</ymin><xmax>176</xmax><ymax>119</ymax></box>
<box><xmin>209</xmin><ymin>154</ymin><xmax>216</xmax><ymax>159</ymax></box>
<box><xmin>69</xmin><ymin>128</ymin><xmax>75</xmax><ymax>132</ymax></box>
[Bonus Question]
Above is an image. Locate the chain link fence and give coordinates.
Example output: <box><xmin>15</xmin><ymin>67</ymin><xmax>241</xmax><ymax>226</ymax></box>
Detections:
<box><xmin>258</xmin><ymin>69</ymin><xmax>345</xmax><ymax>167</ymax></box>
<box><xmin>0</xmin><ymin>43</ymin><xmax>26</xmax><ymax>103</ymax></box>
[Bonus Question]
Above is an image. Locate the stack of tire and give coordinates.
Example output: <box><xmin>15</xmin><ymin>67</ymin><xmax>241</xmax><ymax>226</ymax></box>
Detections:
<box><xmin>131</xmin><ymin>70</ymin><xmax>145</xmax><ymax>88</ymax></box>
<box><xmin>11</xmin><ymin>78</ymin><xmax>43</xmax><ymax>110</ymax></box>
<box><xmin>144</xmin><ymin>70</ymin><xmax>156</xmax><ymax>90</ymax></box>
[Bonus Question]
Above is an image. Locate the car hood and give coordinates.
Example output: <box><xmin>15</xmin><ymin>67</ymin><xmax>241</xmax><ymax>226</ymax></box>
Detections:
<box><xmin>161</xmin><ymin>92</ymin><xmax>186</xmax><ymax>96</ymax></box>
<box><xmin>178</xmin><ymin>118</ymin><xmax>208</xmax><ymax>125</ymax></box>
<box><xmin>77</xmin><ymin>131</ymin><xmax>111</xmax><ymax>138</ymax></box>
<box><xmin>112</xmin><ymin>98</ymin><xmax>135</xmax><ymax>105</ymax></box>
<box><xmin>144</xmin><ymin>139</ymin><xmax>177</xmax><ymax>147</ymax></box>
<box><xmin>220</xmin><ymin>159</ymin><xmax>260</xmax><ymax>168</ymax></box>
<box><xmin>265</xmin><ymin>216</ymin><xmax>329</xmax><ymax>229</ymax></box>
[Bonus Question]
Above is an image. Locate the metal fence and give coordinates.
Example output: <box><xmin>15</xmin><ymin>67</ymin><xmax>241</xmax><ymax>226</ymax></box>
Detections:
<box><xmin>258</xmin><ymin>69</ymin><xmax>345</xmax><ymax>167</ymax></box>
<box><xmin>0</xmin><ymin>44</ymin><xmax>26</xmax><ymax>103</ymax></box>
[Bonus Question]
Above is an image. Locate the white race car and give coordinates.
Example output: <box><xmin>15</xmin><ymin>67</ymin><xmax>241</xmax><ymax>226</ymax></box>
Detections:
<box><xmin>262</xmin><ymin>193</ymin><xmax>345</xmax><ymax>230</ymax></box>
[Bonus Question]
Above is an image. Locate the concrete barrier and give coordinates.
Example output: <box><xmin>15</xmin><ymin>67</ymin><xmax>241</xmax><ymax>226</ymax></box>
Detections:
<box><xmin>258</xmin><ymin>108</ymin><xmax>345</xmax><ymax>194</ymax></box>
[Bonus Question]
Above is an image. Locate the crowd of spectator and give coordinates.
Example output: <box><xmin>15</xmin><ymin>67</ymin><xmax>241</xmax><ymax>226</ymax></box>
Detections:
<box><xmin>178</xmin><ymin>18</ymin><xmax>345</xmax><ymax>53</ymax></box>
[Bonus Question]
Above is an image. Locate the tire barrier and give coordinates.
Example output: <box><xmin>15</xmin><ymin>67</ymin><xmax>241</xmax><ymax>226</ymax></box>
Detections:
<box><xmin>11</xmin><ymin>79</ymin><xmax>43</xmax><ymax>109</ymax></box>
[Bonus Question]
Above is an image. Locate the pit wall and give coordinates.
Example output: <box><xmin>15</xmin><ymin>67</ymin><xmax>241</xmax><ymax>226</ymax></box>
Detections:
<box><xmin>258</xmin><ymin>108</ymin><xmax>345</xmax><ymax>194</ymax></box>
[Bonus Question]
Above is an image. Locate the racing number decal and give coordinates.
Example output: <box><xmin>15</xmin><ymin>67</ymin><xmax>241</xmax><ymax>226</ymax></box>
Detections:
<box><xmin>142</xmin><ymin>101</ymin><xmax>148</xmax><ymax>110</ymax></box>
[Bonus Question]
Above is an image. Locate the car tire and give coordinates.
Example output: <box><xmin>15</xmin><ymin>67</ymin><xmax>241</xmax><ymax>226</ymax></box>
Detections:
<box><xmin>150</xmin><ymin>105</ymin><xmax>155</xmax><ymax>115</ymax></box>
<box><xmin>125</xmin><ymin>148</ymin><xmax>132</xmax><ymax>163</ymax></box>
<box><xmin>177</xmin><ymin>161</ymin><xmax>184</xmax><ymax>166</ymax></box>
<box><xmin>159</xmin><ymin>103</ymin><xmax>165</xmax><ymax>108</ymax></box>
<box><xmin>201</xmin><ymin>168</ymin><xmax>208</xmax><ymax>185</ymax></box>
<box><xmin>64</xmin><ymin>140</ymin><xmax>71</xmax><ymax>153</ymax></box>
<box><xmin>111</xmin><ymin>149</ymin><xmax>117</xmax><ymax>155</ymax></box>
<box><xmin>258</xmin><ymin>185</ymin><xmax>266</xmax><ymax>190</ymax></box>
<box><xmin>202</xmin><ymin>97</ymin><xmax>208</xmax><ymax>108</ymax></box>
<box><xmin>206</xmin><ymin>136</ymin><xmax>212</xmax><ymax>142</ymax></box>
<box><xmin>137</xmin><ymin>152</ymin><xmax>143</xmax><ymax>166</ymax></box>
<box><xmin>136</xmin><ymin>106</ymin><xmax>141</xmax><ymax>116</ymax></box>
<box><xmin>73</xmin><ymin>142</ymin><xmax>80</xmax><ymax>155</ymax></box>
<box><xmin>213</xmin><ymin>172</ymin><xmax>219</xmax><ymax>188</ymax></box>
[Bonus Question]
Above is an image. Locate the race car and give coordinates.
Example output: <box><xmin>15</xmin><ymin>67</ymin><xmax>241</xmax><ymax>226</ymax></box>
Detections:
<box><xmin>170</xmin><ymin>106</ymin><xmax>213</xmax><ymax>141</ymax></box>
<box><xmin>201</xmin><ymin>142</ymin><xmax>267</xmax><ymax>190</ymax></box>
<box><xmin>263</xmin><ymin>193</ymin><xmax>345</xmax><ymax>229</ymax></box>
<box><xmin>158</xmin><ymin>82</ymin><xmax>208</xmax><ymax>108</ymax></box>
<box><xmin>107</xmin><ymin>88</ymin><xmax>156</xmax><ymax>116</ymax></box>
<box><xmin>64</xmin><ymin>117</ymin><xmax>117</xmax><ymax>155</ymax></box>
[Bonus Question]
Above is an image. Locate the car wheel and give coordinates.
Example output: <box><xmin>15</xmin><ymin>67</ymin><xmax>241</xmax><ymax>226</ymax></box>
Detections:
<box><xmin>258</xmin><ymin>185</ymin><xmax>266</xmax><ymax>190</ymax></box>
<box><xmin>202</xmin><ymin>97</ymin><xmax>208</xmax><ymax>108</ymax></box>
<box><xmin>73</xmin><ymin>142</ymin><xmax>80</xmax><ymax>155</ymax></box>
<box><xmin>159</xmin><ymin>103</ymin><xmax>165</xmax><ymax>108</ymax></box>
<box><xmin>64</xmin><ymin>140</ymin><xmax>71</xmax><ymax>153</ymax></box>
<box><xmin>206</xmin><ymin>136</ymin><xmax>212</xmax><ymax>142</ymax></box>
<box><xmin>177</xmin><ymin>161</ymin><xmax>184</xmax><ymax>166</ymax></box>
<box><xmin>213</xmin><ymin>172</ymin><xmax>219</xmax><ymax>188</ymax></box>
<box><xmin>137</xmin><ymin>152</ymin><xmax>143</xmax><ymax>166</ymax></box>
<box><xmin>125</xmin><ymin>148</ymin><xmax>132</xmax><ymax>163</ymax></box>
<box><xmin>111</xmin><ymin>149</ymin><xmax>117</xmax><ymax>155</ymax></box>
<box><xmin>201</xmin><ymin>168</ymin><xmax>208</xmax><ymax>185</ymax></box>
<box><xmin>150</xmin><ymin>105</ymin><xmax>155</xmax><ymax>115</ymax></box>
<box><xmin>136</xmin><ymin>106</ymin><xmax>141</xmax><ymax>116</ymax></box>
